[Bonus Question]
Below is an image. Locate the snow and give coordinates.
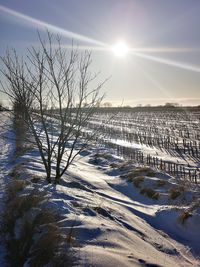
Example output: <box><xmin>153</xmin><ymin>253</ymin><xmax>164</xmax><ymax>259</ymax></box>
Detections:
<box><xmin>18</xmin><ymin>149</ymin><xmax>199</xmax><ymax>266</ymax></box>
<box><xmin>0</xmin><ymin>112</ymin><xmax>15</xmax><ymax>266</ymax></box>
<box><xmin>0</xmin><ymin>112</ymin><xmax>200</xmax><ymax>266</ymax></box>
<box><xmin>109</xmin><ymin>138</ymin><xmax>197</xmax><ymax>167</ymax></box>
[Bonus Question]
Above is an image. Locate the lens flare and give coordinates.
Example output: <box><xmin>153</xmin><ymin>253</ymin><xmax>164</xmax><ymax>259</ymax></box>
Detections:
<box><xmin>0</xmin><ymin>4</ymin><xmax>106</xmax><ymax>47</ymax></box>
<box><xmin>1</xmin><ymin>4</ymin><xmax>200</xmax><ymax>73</ymax></box>
<box><xmin>112</xmin><ymin>42</ymin><xmax>129</xmax><ymax>57</ymax></box>
<box><xmin>131</xmin><ymin>51</ymin><xmax>200</xmax><ymax>73</ymax></box>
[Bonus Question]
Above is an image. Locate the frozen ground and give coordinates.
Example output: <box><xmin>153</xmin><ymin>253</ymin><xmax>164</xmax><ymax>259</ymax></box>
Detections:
<box><xmin>109</xmin><ymin>138</ymin><xmax>198</xmax><ymax>168</ymax></box>
<box><xmin>0</xmin><ymin>112</ymin><xmax>15</xmax><ymax>266</ymax></box>
<box><xmin>0</xmin><ymin>111</ymin><xmax>200</xmax><ymax>266</ymax></box>
<box><xmin>66</xmin><ymin>155</ymin><xmax>199</xmax><ymax>266</ymax></box>
<box><xmin>22</xmin><ymin>148</ymin><xmax>200</xmax><ymax>266</ymax></box>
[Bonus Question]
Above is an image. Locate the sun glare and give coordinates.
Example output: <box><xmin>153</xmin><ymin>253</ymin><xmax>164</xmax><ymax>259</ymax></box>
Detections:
<box><xmin>112</xmin><ymin>42</ymin><xmax>129</xmax><ymax>57</ymax></box>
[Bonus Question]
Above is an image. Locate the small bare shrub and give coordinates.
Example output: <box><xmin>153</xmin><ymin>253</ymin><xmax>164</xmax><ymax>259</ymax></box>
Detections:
<box><xmin>1</xmin><ymin>31</ymin><xmax>106</xmax><ymax>183</ymax></box>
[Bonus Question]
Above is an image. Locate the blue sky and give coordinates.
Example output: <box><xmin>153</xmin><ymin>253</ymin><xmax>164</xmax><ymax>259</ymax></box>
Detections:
<box><xmin>0</xmin><ymin>0</ymin><xmax>200</xmax><ymax>106</ymax></box>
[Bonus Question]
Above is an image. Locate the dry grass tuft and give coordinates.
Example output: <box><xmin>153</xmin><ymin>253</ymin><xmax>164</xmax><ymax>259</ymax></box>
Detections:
<box><xmin>178</xmin><ymin>210</ymin><xmax>192</xmax><ymax>224</ymax></box>
<box><xmin>6</xmin><ymin>209</ymin><xmax>70</xmax><ymax>267</ymax></box>
<box><xmin>132</xmin><ymin>176</ymin><xmax>145</xmax><ymax>188</ymax></box>
<box><xmin>6</xmin><ymin>179</ymin><xmax>30</xmax><ymax>201</ymax></box>
<box><xmin>156</xmin><ymin>179</ymin><xmax>167</xmax><ymax>187</ymax></box>
<box><xmin>3</xmin><ymin>182</ymin><xmax>72</xmax><ymax>266</ymax></box>
<box><xmin>128</xmin><ymin>167</ymin><xmax>156</xmax><ymax>181</ymax></box>
<box><xmin>15</xmin><ymin>144</ymin><xmax>33</xmax><ymax>157</ymax></box>
<box><xmin>140</xmin><ymin>187</ymin><xmax>160</xmax><ymax>200</ymax></box>
<box><xmin>29</xmin><ymin>224</ymin><xmax>64</xmax><ymax>267</ymax></box>
<box><xmin>168</xmin><ymin>186</ymin><xmax>184</xmax><ymax>200</ymax></box>
<box><xmin>9</xmin><ymin>164</ymin><xmax>23</xmax><ymax>178</ymax></box>
<box><xmin>31</xmin><ymin>176</ymin><xmax>42</xmax><ymax>183</ymax></box>
<box><xmin>33</xmin><ymin>209</ymin><xmax>59</xmax><ymax>226</ymax></box>
<box><xmin>13</xmin><ymin>115</ymin><xmax>31</xmax><ymax>157</ymax></box>
<box><xmin>3</xmin><ymin>115</ymin><xmax>73</xmax><ymax>266</ymax></box>
<box><xmin>94</xmin><ymin>152</ymin><xmax>111</xmax><ymax>160</ymax></box>
<box><xmin>3</xmin><ymin>191</ymin><xmax>46</xmax><ymax>236</ymax></box>
<box><xmin>110</xmin><ymin>162</ymin><xmax>119</xmax><ymax>168</ymax></box>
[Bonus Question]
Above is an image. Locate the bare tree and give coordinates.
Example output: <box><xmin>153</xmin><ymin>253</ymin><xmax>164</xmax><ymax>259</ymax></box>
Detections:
<box><xmin>1</xmin><ymin>31</ymin><xmax>106</xmax><ymax>183</ymax></box>
<box><xmin>0</xmin><ymin>49</ymin><xmax>35</xmax><ymax>119</ymax></box>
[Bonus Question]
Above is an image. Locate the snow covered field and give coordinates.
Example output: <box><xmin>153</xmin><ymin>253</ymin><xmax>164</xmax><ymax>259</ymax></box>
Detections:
<box><xmin>0</xmin><ymin>111</ymin><xmax>200</xmax><ymax>266</ymax></box>
<box><xmin>85</xmin><ymin>109</ymin><xmax>200</xmax><ymax>183</ymax></box>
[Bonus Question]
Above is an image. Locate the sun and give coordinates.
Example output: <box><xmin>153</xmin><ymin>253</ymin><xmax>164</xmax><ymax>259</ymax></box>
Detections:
<box><xmin>112</xmin><ymin>42</ymin><xmax>129</xmax><ymax>57</ymax></box>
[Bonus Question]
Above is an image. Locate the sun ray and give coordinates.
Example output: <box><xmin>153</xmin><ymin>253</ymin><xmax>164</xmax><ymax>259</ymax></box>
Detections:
<box><xmin>1</xmin><ymin>4</ymin><xmax>200</xmax><ymax>74</ymax></box>
<box><xmin>0</xmin><ymin>4</ymin><xmax>106</xmax><ymax>47</ymax></box>
<box><xmin>130</xmin><ymin>47</ymin><xmax>200</xmax><ymax>53</ymax></box>
<box><xmin>130</xmin><ymin>53</ymin><xmax>200</xmax><ymax>120</ymax></box>
<box><xmin>131</xmin><ymin>51</ymin><xmax>200</xmax><ymax>73</ymax></box>
<box><xmin>137</xmin><ymin>64</ymin><xmax>172</xmax><ymax>99</ymax></box>
<box><xmin>62</xmin><ymin>44</ymin><xmax>109</xmax><ymax>51</ymax></box>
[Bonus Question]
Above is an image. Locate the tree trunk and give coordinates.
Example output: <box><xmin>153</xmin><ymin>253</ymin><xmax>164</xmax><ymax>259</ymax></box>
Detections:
<box><xmin>55</xmin><ymin>162</ymin><xmax>61</xmax><ymax>184</ymax></box>
<box><xmin>46</xmin><ymin>168</ymin><xmax>51</xmax><ymax>183</ymax></box>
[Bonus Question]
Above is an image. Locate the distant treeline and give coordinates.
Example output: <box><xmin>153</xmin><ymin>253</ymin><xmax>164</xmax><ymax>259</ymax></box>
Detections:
<box><xmin>32</xmin><ymin>105</ymin><xmax>200</xmax><ymax>114</ymax></box>
<box><xmin>93</xmin><ymin>105</ymin><xmax>200</xmax><ymax>113</ymax></box>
